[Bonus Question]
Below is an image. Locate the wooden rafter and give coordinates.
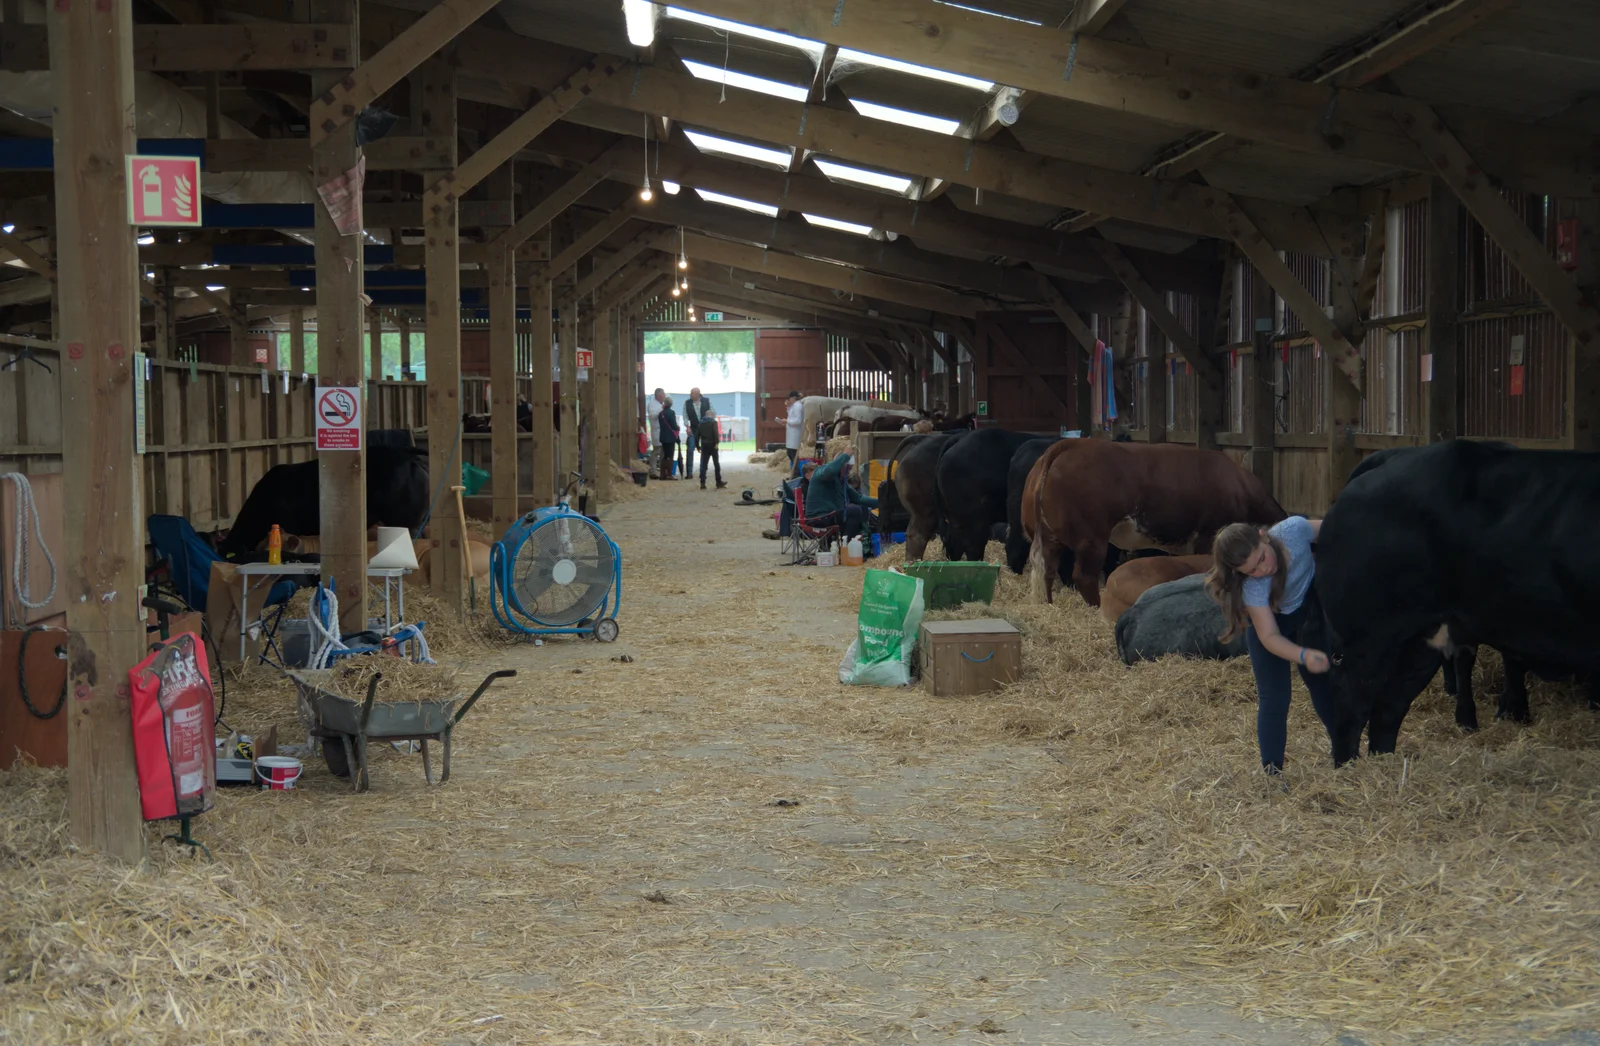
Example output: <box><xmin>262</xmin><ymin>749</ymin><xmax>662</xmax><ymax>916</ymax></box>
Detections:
<box><xmin>310</xmin><ymin>0</ymin><xmax>500</xmax><ymax>145</ymax></box>
<box><xmin>1390</xmin><ymin>98</ymin><xmax>1600</xmax><ymax>356</ymax></box>
<box><xmin>1090</xmin><ymin>238</ymin><xmax>1223</xmax><ymax>390</ymax></box>
<box><xmin>596</xmin><ymin>63</ymin><xmax>1346</xmax><ymax>256</ymax></box>
<box><xmin>661</xmin><ymin>0</ymin><xmax>1592</xmax><ymax>196</ymax></box>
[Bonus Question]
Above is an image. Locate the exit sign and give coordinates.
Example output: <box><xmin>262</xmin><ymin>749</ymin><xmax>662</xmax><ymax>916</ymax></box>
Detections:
<box><xmin>704</xmin><ymin>311</ymin><xmax>723</xmax><ymax>322</ymax></box>
<box><xmin>126</xmin><ymin>154</ymin><xmax>202</xmax><ymax>226</ymax></box>
<box><xmin>976</xmin><ymin>401</ymin><xmax>989</xmax><ymax>416</ymax></box>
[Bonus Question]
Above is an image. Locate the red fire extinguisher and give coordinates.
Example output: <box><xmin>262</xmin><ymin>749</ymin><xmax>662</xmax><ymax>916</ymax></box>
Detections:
<box><xmin>128</xmin><ymin>632</ymin><xmax>217</xmax><ymax>823</ymax></box>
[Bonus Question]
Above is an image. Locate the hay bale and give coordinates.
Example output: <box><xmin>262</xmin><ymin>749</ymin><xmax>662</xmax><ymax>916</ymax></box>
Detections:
<box><xmin>824</xmin><ymin>435</ymin><xmax>853</xmax><ymax>460</ymax></box>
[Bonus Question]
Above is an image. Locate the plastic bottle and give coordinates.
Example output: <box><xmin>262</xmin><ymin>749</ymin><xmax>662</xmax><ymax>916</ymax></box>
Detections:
<box><xmin>845</xmin><ymin>536</ymin><xmax>864</xmax><ymax>566</ymax></box>
<box><xmin>267</xmin><ymin>524</ymin><xmax>282</xmax><ymax>565</ymax></box>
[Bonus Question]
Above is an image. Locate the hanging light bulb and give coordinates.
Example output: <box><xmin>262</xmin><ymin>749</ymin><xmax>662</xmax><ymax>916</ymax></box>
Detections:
<box><xmin>638</xmin><ymin>115</ymin><xmax>654</xmax><ymax>202</ymax></box>
<box><xmin>678</xmin><ymin>227</ymin><xmax>688</xmax><ymax>269</ymax></box>
<box><xmin>671</xmin><ymin>284</ymin><xmax>681</xmax><ymax>298</ymax></box>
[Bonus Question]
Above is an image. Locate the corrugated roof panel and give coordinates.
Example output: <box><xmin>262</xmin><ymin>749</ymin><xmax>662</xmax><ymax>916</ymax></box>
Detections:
<box><xmin>1388</xmin><ymin>0</ymin><xmax>1600</xmax><ymax>120</ymax></box>
<box><xmin>1123</xmin><ymin>0</ymin><xmax>1421</xmax><ymax>77</ymax></box>
<box><xmin>495</xmin><ymin>0</ymin><xmax>624</xmax><ymax>54</ymax></box>
<box><xmin>1198</xmin><ymin>142</ymin><xmax>1397</xmax><ymax>205</ymax></box>
<box><xmin>1008</xmin><ymin>96</ymin><xmax>1189</xmax><ymax>171</ymax></box>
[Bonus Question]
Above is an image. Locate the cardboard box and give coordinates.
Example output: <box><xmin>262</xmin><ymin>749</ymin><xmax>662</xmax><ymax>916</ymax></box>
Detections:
<box><xmin>918</xmin><ymin>618</ymin><xmax>1022</xmax><ymax>697</ymax></box>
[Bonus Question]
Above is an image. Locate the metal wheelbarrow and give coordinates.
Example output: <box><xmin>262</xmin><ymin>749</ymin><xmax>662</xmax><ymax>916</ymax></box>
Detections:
<box><xmin>292</xmin><ymin>668</ymin><xmax>517</xmax><ymax>793</ymax></box>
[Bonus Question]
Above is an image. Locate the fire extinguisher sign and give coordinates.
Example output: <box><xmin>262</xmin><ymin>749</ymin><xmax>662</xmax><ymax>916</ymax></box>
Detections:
<box><xmin>125</xmin><ymin>154</ymin><xmax>203</xmax><ymax>227</ymax></box>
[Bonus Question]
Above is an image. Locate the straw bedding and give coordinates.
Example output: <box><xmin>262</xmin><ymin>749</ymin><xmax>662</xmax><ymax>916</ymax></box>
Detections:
<box><xmin>822</xmin><ymin>540</ymin><xmax>1600</xmax><ymax>1041</ymax></box>
<box><xmin>7</xmin><ymin>479</ymin><xmax>1600</xmax><ymax>1043</ymax></box>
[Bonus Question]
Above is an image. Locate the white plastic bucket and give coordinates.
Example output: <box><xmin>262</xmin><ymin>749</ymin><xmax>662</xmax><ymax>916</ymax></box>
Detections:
<box><xmin>255</xmin><ymin>755</ymin><xmax>303</xmax><ymax>791</ymax></box>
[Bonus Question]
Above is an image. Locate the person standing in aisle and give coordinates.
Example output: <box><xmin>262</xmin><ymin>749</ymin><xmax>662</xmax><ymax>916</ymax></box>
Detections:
<box><xmin>683</xmin><ymin>386</ymin><xmax>706</xmax><ymax>471</ymax></box>
<box><xmin>779</xmin><ymin>391</ymin><xmax>804</xmax><ymax>476</ymax></box>
<box><xmin>696</xmin><ymin>397</ymin><xmax>725</xmax><ymax>489</ymax></box>
<box><xmin>657</xmin><ymin>396</ymin><xmax>681</xmax><ymax>480</ymax></box>
<box><xmin>646</xmin><ymin>387</ymin><xmax>666</xmax><ymax>473</ymax></box>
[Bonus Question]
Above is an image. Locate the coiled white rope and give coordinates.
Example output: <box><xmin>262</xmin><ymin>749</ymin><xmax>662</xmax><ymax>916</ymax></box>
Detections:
<box><xmin>1</xmin><ymin>473</ymin><xmax>58</xmax><ymax>620</ymax></box>
<box><xmin>308</xmin><ymin>581</ymin><xmax>345</xmax><ymax>670</ymax></box>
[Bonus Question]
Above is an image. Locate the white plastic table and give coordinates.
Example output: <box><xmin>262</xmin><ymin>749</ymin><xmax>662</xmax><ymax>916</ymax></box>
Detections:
<box><xmin>234</xmin><ymin>562</ymin><xmax>412</xmax><ymax>661</ymax></box>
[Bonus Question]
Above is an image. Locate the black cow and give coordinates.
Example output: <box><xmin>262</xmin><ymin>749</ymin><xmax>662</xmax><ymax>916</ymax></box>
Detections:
<box><xmin>1306</xmin><ymin>440</ymin><xmax>1600</xmax><ymax>765</ymax></box>
<box><xmin>895</xmin><ymin>431</ymin><xmax>968</xmax><ymax>561</ymax></box>
<box><xmin>937</xmin><ymin>428</ymin><xmax>1040</xmax><ymax>562</ymax></box>
<box><xmin>1441</xmin><ymin>643</ymin><xmax>1596</xmax><ymax>730</ymax></box>
<box><xmin>218</xmin><ymin>445</ymin><xmax>430</xmax><ymax>557</ymax></box>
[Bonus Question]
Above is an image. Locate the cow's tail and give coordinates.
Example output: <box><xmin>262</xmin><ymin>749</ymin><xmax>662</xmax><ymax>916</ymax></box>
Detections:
<box><xmin>1027</xmin><ymin>441</ymin><xmax>1068</xmax><ymax>604</ymax></box>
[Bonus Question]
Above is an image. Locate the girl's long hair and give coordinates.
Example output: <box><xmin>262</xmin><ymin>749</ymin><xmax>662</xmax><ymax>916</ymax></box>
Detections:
<box><xmin>1205</xmin><ymin>522</ymin><xmax>1289</xmax><ymax>642</ymax></box>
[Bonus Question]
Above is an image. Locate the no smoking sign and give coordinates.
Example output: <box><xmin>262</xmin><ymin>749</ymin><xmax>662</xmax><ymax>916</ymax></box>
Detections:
<box><xmin>316</xmin><ymin>386</ymin><xmax>362</xmax><ymax>450</ymax></box>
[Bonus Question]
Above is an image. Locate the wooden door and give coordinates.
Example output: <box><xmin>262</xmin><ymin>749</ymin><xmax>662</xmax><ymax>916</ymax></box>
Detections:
<box><xmin>754</xmin><ymin>329</ymin><xmax>825</xmax><ymax>449</ymax></box>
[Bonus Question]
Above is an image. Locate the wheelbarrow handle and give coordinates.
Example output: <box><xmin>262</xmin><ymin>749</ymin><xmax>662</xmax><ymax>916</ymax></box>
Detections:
<box><xmin>452</xmin><ymin>668</ymin><xmax>517</xmax><ymax>726</ymax></box>
<box><xmin>360</xmin><ymin>672</ymin><xmax>382</xmax><ymax>732</ymax></box>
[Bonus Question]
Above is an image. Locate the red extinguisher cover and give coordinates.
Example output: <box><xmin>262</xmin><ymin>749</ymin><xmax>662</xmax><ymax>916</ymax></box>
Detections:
<box><xmin>128</xmin><ymin>632</ymin><xmax>217</xmax><ymax>822</ymax></box>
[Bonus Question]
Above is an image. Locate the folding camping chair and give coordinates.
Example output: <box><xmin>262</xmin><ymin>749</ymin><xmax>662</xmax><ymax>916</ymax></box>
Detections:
<box><xmin>146</xmin><ymin>514</ymin><xmax>298</xmax><ymax>663</ymax></box>
<box><xmin>788</xmin><ymin>487</ymin><xmax>841</xmax><ymax>566</ymax></box>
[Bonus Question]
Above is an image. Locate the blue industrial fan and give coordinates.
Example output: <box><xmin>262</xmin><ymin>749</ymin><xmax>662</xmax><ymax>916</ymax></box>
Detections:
<box><xmin>489</xmin><ymin>501</ymin><xmax>622</xmax><ymax>642</ymax></box>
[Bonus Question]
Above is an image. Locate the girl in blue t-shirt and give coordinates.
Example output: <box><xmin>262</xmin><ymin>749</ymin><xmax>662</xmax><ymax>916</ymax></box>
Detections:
<box><xmin>1206</xmin><ymin>516</ymin><xmax>1334</xmax><ymax>775</ymax></box>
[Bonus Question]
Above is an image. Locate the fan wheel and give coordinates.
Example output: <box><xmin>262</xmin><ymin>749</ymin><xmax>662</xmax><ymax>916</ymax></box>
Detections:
<box><xmin>594</xmin><ymin>617</ymin><xmax>620</xmax><ymax>643</ymax></box>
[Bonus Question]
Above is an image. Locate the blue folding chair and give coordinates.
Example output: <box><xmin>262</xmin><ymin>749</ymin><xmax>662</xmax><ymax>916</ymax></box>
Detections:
<box><xmin>146</xmin><ymin>515</ymin><xmax>298</xmax><ymax>663</ymax></box>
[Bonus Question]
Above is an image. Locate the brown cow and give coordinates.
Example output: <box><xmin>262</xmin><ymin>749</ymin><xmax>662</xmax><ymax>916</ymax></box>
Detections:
<box><xmin>1099</xmin><ymin>553</ymin><xmax>1213</xmax><ymax>624</ymax></box>
<box><xmin>1021</xmin><ymin>441</ymin><xmax>1284</xmax><ymax>607</ymax></box>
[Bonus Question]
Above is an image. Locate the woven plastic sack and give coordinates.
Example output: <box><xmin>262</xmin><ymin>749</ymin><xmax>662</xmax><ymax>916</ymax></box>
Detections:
<box><xmin>839</xmin><ymin>568</ymin><xmax>925</xmax><ymax>687</ymax></box>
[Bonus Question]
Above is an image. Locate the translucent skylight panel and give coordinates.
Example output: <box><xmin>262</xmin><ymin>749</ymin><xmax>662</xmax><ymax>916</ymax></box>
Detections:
<box><xmin>683</xmin><ymin>129</ymin><xmax>793</xmax><ymax>168</ymax></box>
<box><xmin>681</xmin><ymin>59</ymin><xmax>811</xmax><ymax>102</ymax></box>
<box><xmin>836</xmin><ymin>47</ymin><xmax>992</xmax><ymax>91</ymax></box>
<box><xmin>804</xmin><ymin>214</ymin><xmax>874</xmax><ymax>236</ymax></box>
<box><xmin>813</xmin><ymin>159</ymin><xmax>915</xmax><ymax>194</ymax></box>
<box><xmin>933</xmin><ymin>0</ymin><xmax>1043</xmax><ymax>24</ymax></box>
<box><xmin>848</xmin><ymin>99</ymin><xmax>962</xmax><ymax>135</ymax></box>
<box><xmin>664</xmin><ymin>7</ymin><xmax>826</xmax><ymax>58</ymax></box>
<box><xmin>695</xmin><ymin>189</ymin><xmax>780</xmax><ymax>217</ymax></box>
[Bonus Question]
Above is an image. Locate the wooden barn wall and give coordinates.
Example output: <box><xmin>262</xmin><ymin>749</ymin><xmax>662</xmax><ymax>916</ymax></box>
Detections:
<box><xmin>1</xmin><ymin>352</ymin><xmax>542</xmax><ymax>533</ymax></box>
<box><xmin>972</xmin><ymin>311</ymin><xmax>1077</xmax><ymax>435</ymax></box>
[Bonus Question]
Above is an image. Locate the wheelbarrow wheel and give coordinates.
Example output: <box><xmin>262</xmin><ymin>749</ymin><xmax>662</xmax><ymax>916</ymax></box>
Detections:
<box><xmin>322</xmin><ymin>736</ymin><xmax>352</xmax><ymax>778</ymax></box>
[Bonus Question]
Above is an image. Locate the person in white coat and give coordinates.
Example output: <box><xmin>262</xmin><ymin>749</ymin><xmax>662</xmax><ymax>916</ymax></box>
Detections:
<box><xmin>780</xmin><ymin>391</ymin><xmax>804</xmax><ymax>476</ymax></box>
<box><xmin>645</xmin><ymin>388</ymin><xmax>666</xmax><ymax>470</ymax></box>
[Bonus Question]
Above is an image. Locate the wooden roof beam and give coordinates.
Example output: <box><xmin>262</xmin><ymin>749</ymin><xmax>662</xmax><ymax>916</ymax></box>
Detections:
<box><xmin>1090</xmin><ymin>238</ymin><xmax>1223</xmax><ymax>390</ymax></box>
<box><xmin>1390</xmin><ymin>97</ymin><xmax>1600</xmax><ymax>357</ymax></box>
<box><xmin>311</xmin><ymin>0</ymin><xmax>501</xmax><ymax>145</ymax></box>
<box><xmin>662</xmin><ymin>0</ymin><xmax>1594</xmax><ymax>197</ymax></box>
<box><xmin>594</xmin><ymin>63</ymin><xmax>1349</xmax><ymax>256</ymax></box>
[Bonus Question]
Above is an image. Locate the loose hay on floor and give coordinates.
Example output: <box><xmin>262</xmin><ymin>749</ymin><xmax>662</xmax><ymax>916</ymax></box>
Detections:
<box><xmin>806</xmin><ymin>541</ymin><xmax>1600</xmax><ymax>1042</ymax></box>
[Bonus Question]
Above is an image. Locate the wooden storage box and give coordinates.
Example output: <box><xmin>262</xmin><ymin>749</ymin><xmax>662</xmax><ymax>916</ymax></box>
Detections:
<box><xmin>918</xmin><ymin>619</ymin><xmax>1021</xmax><ymax>697</ymax></box>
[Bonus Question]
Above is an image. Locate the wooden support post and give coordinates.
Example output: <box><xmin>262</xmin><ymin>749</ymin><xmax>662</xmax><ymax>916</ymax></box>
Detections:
<box><xmin>1326</xmin><ymin>198</ymin><xmax>1371</xmax><ymax>502</ymax></box>
<box><xmin>51</xmin><ymin>0</ymin><xmax>145</xmax><ymax>861</ymax></box>
<box><xmin>420</xmin><ymin>58</ymin><xmax>464</xmax><ymax>607</ymax></box>
<box><xmin>398</xmin><ymin>315</ymin><xmax>412</xmax><ymax>379</ymax></box>
<box><xmin>310</xmin><ymin>0</ymin><xmax>500</xmax><ymax>146</ymax></box>
<box><xmin>558</xmin><ymin>296</ymin><xmax>578</xmax><ymax>487</ymax></box>
<box><xmin>489</xmin><ymin>236</ymin><xmax>518</xmax><ymax>530</ymax></box>
<box><xmin>529</xmin><ymin>273</ymin><xmax>556</xmax><ymax>503</ymax></box>
<box><xmin>229</xmin><ymin>312</ymin><xmax>251</xmax><ymax>367</ymax></box>
<box><xmin>595</xmin><ymin>306</ymin><xmax>613</xmax><ymax>501</ymax></box>
<box><xmin>579</xmin><ymin>303</ymin><xmax>596</xmax><ymax>486</ymax></box>
<box><xmin>1389</xmin><ymin>98</ymin><xmax>1600</xmax><ymax>356</ymax></box>
<box><xmin>290</xmin><ymin>306</ymin><xmax>306</xmax><ymax>372</ymax></box>
<box><xmin>1145</xmin><ymin>307</ymin><xmax>1167</xmax><ymax>444</ymax></box>
<box><xmin>368</xmin><ymin>308</ymin><xmax>383</xmax><ymax>380</ymax></box>
<box><xmin>1247</xmin><ymin>269</ymin><xmax>1276</xmax><ymax>494</ymax></box>
<box><xmin>1569</xmin><ymin>199</ymin><xmax>1600</xmax><ymax>450</ymax></box>
<box><xmin>152</xmin><ymin>269</ymin><xmax>174</xmax><ymax>359</ymax></box>
<box><xmin>1090</xmin><ymin>240</ymin><xmax>1224</xmax><ymax>391</ymax></box>
<box><xmin>1426</xmin><ymin>179</ymin><xmax>1460</xmax><ymax>444</ymax></box>
<box><xmin>312</xmin><ymin>0</ymin><xmax>367</xmax><ymax>635</ymax></box>
<box><xmin>1195</xmin><ymin>284</ymin><xmax>1224</xmax><ymax>451</ymax></box>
